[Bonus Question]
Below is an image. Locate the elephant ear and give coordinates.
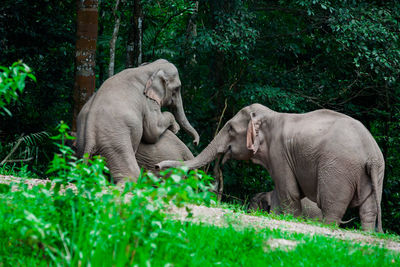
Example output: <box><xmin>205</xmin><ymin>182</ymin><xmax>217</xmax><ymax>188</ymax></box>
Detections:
<box><xmin>144</xmin><ymin>69</ymin><xmax>167</xmax><ymax>106</ymax></box>
<box><xmin>246</xmin><ymin>112</ymin><xmax>261</xmax><ymax>154</ymax></box>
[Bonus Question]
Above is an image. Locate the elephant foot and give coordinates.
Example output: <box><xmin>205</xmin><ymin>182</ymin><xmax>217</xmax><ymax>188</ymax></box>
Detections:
<box><xmin>112</xmin><ymin>174</ymin><xmax>138</xmax><ymax>186</ymax></box>
<box><xmin>359</xmin><ymin>195</ymin><xmax>381</xmax><ymax>232</ymax></box>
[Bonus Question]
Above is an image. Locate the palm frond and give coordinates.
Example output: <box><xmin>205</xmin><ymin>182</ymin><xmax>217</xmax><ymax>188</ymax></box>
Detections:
<box><xmin>1</xmin><ymin>131</ymin><xmax>49</xmax><ymax>166</ymax></box>
<box><xmin>19</xmin><ymin>131</ymin><xmax>49</xmax><ymax>146</ymax></box>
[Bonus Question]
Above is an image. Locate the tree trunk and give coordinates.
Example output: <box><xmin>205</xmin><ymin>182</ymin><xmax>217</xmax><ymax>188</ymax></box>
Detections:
<box><xmin>72</xmin><ymin>0</ymin><xmax>98</xmax><ymax>131</ymax></box>
<box><xmin>185</xmin><ymin>1</ymin><xmax>198</xmax><ymax>65</ymax></box>
<box><xmin>126</xmin><ymin>0</ymin><xmax>143</xmax><ymax>68</ymax></box>
<box><xmin>97</xmin><ymin>8</ymin><xmax>106</xmax><ymax>86</ymax></box>
<box><xmin>209</xmin><ymin>1</ymin><xmax>226</xmax><ymax>92</ymax></box>
<box><xmin>108</xmin><ymin>0</ymin><xmax>122</xmax><ymax>77</ymax></box>
<box><xmin>186</xmin><ymin>1</ymin><xmax>198</xmax><ymax>37</ymax></box>
<box><xmin>382</xmin><ymin>84</ymin><xmax>392</xmax><ymax>212</ymax></box>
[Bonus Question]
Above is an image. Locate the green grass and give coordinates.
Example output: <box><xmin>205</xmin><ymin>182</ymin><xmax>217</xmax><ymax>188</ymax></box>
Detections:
<box><xmin>0</xmin><ymin>162</ymin><xmax>38</xmax><ymax>178</ymax></box>
<box><xmin>1</xmin><ymin>125</ymin><xmax>398</xmax><ymax>266</ymax></box>
<box><xmin>1</xmin><ymin>180</ymin><xmax>399</xmax><ymax>266</ymax></box>
<box><xmin>0</xmin><ymin>167</ymin><xmax>217</xmax><ymax>266</ymax></box>
<box><xmin>147</xmin><ymin>221</ymin><xmax>399</xmax><ymax>267</ymax></box>
<box><xmin>2</xmin><ymin>208</ymin><xmax>399</xmax><ymax>267</ymax></box>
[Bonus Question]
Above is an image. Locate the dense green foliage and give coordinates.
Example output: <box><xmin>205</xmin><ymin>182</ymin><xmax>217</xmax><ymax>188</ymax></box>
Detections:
<box><xmin>0</xmin><ymin>126</ymin><xmax>215</xmax><ymax>265</ymax></box>
<box><xmin>0</xmin><ymin>0</ymin><xmax>399</xmax><ymax>233</ymax></box>
<box><xmin>0</xmin><ymin>62</ymin><xmax>47</xmax><ymax>174</ymax></box>
<box><xmin>0</xmin><ymin>61</ymin><xmax>35</xmax><ymax>116</ymax></box>
<box><xmin>3</xmin><ymin>188</ymin><xmax>399</xmax><ymax>266</ymax></box>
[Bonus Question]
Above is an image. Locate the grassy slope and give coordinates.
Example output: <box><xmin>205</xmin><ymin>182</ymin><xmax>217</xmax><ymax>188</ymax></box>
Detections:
<box><xmin>149</xmin><ymin>221</ymin><xmax>399</xmax><ymax>267</ymax></box>
<box><xmin>0</xmin><ymin>174</ymin><xmax>399</xmax><ymax>266</ymax></box>
<box><xmin>3</xmin><ymin>218</ymin><xmax>399</xmax><ymax>266</ymax></box>
<box><xmin>3</xmin><ymin>202</ymin><xmax>399</xmax><ymax>266</ymax></box>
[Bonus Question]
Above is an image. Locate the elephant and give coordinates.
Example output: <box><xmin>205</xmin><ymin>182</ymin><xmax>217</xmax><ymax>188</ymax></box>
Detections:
<box><xmin>136</xmin><ymin>129</ymin><xmax>194</xmax><ymax>175</ymax></box>
<box><xmin>157</xmin><ymin>103</ymin><xmax>385</xmax><ymax>232</ymax></box>
<box><xmin>70</xmin><ymin>129</ymin><xmax>193</xmax><ymax>177</ymax></box>
<box><xmin>248</xmin><ymin>191</ymin><xmax>323</xmax><ymax>220</ymax></box>
<box><xmin>76</xmin><ymin>59</ymin><xmax>199</xmax><ymax>184</ymax></box>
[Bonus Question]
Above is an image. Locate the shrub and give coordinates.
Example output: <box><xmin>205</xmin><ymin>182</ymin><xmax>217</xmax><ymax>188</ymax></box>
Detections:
<box><xmin>0</xmin><ymin>122</ymin><xmax>216</xmax><ymax>265</ymax></box>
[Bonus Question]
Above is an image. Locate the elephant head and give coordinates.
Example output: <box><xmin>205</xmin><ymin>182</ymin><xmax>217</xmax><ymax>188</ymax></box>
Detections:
<box><xmin>144</xmin><ymin>60</ymin><xmax>200</xmax><ymax>145</ymax></box>
<box><xmin>248</xmin><ymin>192</ymin><xmax>273</xmax><ymax>212</ymax></box>
<box><xmin>156</xmin><ymin>103</ymin><xmax>269</xmax><ymax>170</ymax></box>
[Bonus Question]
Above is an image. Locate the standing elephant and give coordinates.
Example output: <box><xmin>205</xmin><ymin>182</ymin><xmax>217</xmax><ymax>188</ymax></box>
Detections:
<box><xmin>157</xmin><ymin>103</ymin><xmax>384</xmax><ymax>232</ymax></box>
<box><xmin>76</xmin><ymin>59</ymin><xmax>199</xmax><ymax>184</ymax></box>
<box><xmin>136</xmin><ymin>130</ymin><xmax>194</xmax><ymax>175</ymax></box>
<box><xmin>248</xmin><ymin>191</ymin><xmax>323</xmax><ymax>220</ymax></box>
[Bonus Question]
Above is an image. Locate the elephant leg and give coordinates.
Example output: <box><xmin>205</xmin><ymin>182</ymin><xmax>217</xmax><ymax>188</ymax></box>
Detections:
<box><xmin>272</xmin><ymin>166</ymin><xmax>302</xmax><ymax>216</ymax></box>
<box><xmin>359</xmin><ymin>195</ymin><xmax>377</xmax><ymax>231</ymax></box>
<box><xmin>102</xmin><ymin>134</ymin><xmax>141</xmax><ymax>185</ymax></box>
<box><xmin>107</xmin><ymin>150</ymin><xmax>141</xmax><ymax>184</ymax></box>
<box><xmin>143</xmin><ymin>111</ymin><xmax>178</xmax><ymax>144</ymax></box>
<box><xmin>317</xmin><ymin>166</ymin><xmax>354</xmax><ymax>226</ymax></box>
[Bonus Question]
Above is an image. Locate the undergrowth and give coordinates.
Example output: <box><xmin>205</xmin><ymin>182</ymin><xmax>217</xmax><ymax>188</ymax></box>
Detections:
<box><xmin>0</xmin><ymin>122</ymin><xmax>216</xmax><ymax>265</ymax></box>
<box><xmin>0</xmin><ymin>122</ymin><xmax>398</xmax><ymax>266</ymax></box>
<box><xmin>0</xmin><ymin>162</ymin><xmax>39</xmax><ymax>178</ymax></box>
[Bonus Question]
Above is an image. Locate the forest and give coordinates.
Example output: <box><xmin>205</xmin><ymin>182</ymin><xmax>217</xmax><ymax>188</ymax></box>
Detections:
<box><xmin>0</xmin><ymin>0</ymin><xmax>400</xmax><ymax>264</ymax></box>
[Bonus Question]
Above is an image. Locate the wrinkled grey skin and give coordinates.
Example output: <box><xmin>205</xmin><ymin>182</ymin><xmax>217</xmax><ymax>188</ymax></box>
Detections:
<box><xmin>157</xmin><ymin>103</ymin><xmax>384</xmax><ymax>232</ymax></box>
<box><xmin>76</xmin><ymin>59</ymin><xmax>199</xmax><ymax>184</ymax></box>
<box><xmin>136</xmin><ymin>130</ymin><xmax>194</xmax><ymax>175</ymax></box>
<box><xmin>70</xmin><ymin>129</ymin><xmax>193</xmax><ymax>176</ymax></box>
<box><xmin>248</xmin><ymin>191</ymin><xmax>323</xmax><ymax>220</ymax></box>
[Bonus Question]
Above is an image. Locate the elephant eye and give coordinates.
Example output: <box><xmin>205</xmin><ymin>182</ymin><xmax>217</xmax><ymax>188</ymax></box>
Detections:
<box><xmin>172</xmin><ymin>86</ymin><xmax>179</xmax><ymax>95</ymax></box>
<box><xmin>228</xmin><ymin>124</ymin><xmax>235</xmax><ymax>134</ymax></box>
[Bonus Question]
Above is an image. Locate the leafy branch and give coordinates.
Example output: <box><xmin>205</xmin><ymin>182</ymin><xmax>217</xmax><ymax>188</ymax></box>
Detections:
<box><xmin>0</xmin><ymin>61</ymin><xmax>36</xmax><ymax>116</ymax></box>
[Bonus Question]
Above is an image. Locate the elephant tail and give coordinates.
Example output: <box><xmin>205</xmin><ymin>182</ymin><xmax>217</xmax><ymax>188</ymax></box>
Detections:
<box><xmin>76</xmin><ymin>129</ymin><xmax>96</xmax><ymax>158</ymax></box>
<box><xmin>339</xmin><ymin>217</ymin><xmax>356</xmax><ymax>224</ymax></box>
<box><xmin>83</xmin><ymin>140</ymin><xmax>96</xmax><ymax>158</ymax></box>
<box><xmin>366</xmin><ymin>160</ymin><xmax>384</xmax><ymax>232</ymax></box>
<box><xmin>76</xmin><ymin>92</ymin><xmax>98</xmax><ymax>159</ymax></box>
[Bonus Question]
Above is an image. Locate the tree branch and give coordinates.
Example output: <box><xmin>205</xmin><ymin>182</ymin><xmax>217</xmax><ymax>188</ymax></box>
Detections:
<box><xmin>1</xmin><ymin>137</ymin><xmax>23</xmax><ymax>166</ymax></box>
<box><xmin>152</xmin><ymin>7</ymin><xmax>193</xmax><ymax>57</ymax></box>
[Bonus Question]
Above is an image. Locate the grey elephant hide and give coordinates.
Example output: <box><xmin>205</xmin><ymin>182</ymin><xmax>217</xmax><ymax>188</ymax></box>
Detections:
<box><xmin>157</xmin><ymin>103</ymin><xmax>385</xmax><ymax>232</ymax></box>
<box><xmin>76</xmin><ymin>59</ymin><xmax>199</xmax><ymax>184</ymax></box>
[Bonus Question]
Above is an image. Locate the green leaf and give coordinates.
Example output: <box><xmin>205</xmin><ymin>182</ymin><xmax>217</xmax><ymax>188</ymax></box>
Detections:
<box><xmin>0</xmin><ymin>183</ymin><xmax>11</xmax><ymax>193</ymax></box>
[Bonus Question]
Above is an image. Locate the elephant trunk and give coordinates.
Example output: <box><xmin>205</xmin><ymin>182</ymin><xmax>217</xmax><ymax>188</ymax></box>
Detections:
<box><xmin>174</xmin><ymin>94</ymin><xmax>200</xmax><ymax>145</ymax></box>
<box><xmin>156</xmin><ymin>129</ymin><xmax>227</xmax><ymax>170</ymax></box>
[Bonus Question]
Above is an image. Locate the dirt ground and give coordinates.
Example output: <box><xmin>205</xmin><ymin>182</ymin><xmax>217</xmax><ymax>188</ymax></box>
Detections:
<box><xmin>168</xmin><ymin>204</ymin><xmax>400</xmax><ymax>252</ymax></box>
<box><xmin>2</xmin><ymin>175</ymin><xmax>400</xmax><ymax>252</ymax></box>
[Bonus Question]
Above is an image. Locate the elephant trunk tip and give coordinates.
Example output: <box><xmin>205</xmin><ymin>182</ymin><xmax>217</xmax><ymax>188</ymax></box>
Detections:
<box><xmin>193</xmin><ymin>135</ymin><xmax>200</xmax><ymax>146</ymax></box>
<box><xmin>155</xmin><ymin>160</ymin><xmax>182</xmax><ymax>170</ymax></box>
